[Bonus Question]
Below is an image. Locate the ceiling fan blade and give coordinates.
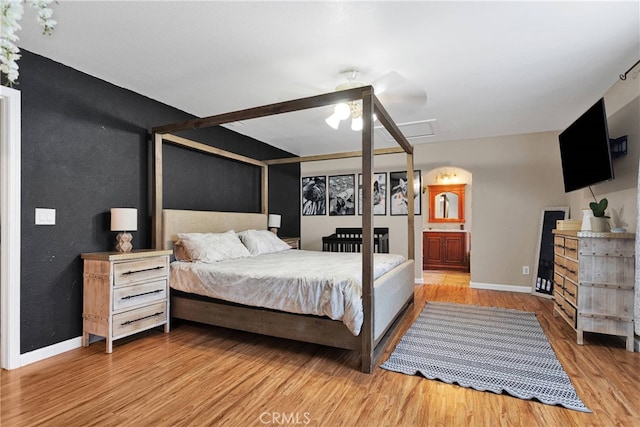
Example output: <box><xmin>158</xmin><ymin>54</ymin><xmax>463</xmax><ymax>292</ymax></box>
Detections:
<box><xmin>372</xmin><ymin>71</ymin><xmax>407</xmax><ymax>95</ymax></box>
<box><xmin>378</xmin><ymin>79</ymin><xmax>427</xmax><ymax>111</ymax></box>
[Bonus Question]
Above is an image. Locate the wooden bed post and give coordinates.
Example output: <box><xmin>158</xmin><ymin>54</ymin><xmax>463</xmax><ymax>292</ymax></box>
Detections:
<box><xmin>406</xmin><ymin>153</ymin><xmax>415</xmax><ymax>261</ymax></box>
<box><xmin>152</xmin><ymin>132</ymin><xmax>163</xmax><ymax>249</ymax></box>
<box><xmin>262</xmin><ymin>165</ymin><xmax>268</xmax><ymax>215</ymax></box>
<box><xmin>361</xmin><ymin>88</ymin><xmax>375</xmax><ymax>373</ymax></box>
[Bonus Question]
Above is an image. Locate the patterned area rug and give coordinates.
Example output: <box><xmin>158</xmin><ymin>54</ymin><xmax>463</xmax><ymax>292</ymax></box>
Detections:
<box><xmin>381</xmin><ymin>302</ymin><xmax>590</xmax><ymax>412</ymax></box>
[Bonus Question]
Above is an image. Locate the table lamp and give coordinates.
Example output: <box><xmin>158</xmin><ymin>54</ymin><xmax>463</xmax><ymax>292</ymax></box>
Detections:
<box><xmin>268</xmin><ymin>214</ymin><xmax>281</xmax><ymax>234</ymax></box>
<box><xmin>110</xmin><ymin>208</ymin><xmax>137</xmax><ymax>252</ymax></box>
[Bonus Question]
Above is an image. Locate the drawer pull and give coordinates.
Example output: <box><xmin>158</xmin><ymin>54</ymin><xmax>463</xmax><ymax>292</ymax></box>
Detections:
<box><xmin>122</xmin><ymin>266</ymin><xmax>164</xmax><ymax>276</ymax></box>
<box><xmin>566</xmin><ymin>268</ymin><xmax>576</xmax><ymax>274</ymax></box>
<box><xmin>566</xmin><ymin>290</ymin><xmax>575</xmax><ymax>297</ymax></box>
<box><xmin>121</xmin><ymin>312</ymin><xmax>164</xmax><ymax>326</ymax></box>
<box><xmin>121</xmin><ymin>289</ymin><xmax>163</xmax><ymax>300</ymax></box>
<box><xmin>565</xmin><ymin>247</ymin><xmax>577</xmax><ymax>252</ymax></box>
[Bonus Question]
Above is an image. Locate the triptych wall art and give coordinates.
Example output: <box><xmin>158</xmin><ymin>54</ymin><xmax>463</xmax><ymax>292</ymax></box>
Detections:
<box><xmin>302</xmin><ymin>171</ymin><xmax>421</xmax><ymax>216</ymax></box>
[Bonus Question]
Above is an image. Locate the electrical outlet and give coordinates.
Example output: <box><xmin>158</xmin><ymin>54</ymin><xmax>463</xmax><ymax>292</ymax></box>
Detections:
<box><xmin>522</xmin><ymin>266</ymin><xmax>530</xmax><ymax>275</ymax></box>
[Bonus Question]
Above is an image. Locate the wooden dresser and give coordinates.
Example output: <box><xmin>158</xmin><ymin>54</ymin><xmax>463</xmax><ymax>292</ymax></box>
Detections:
<box><xmin>81</xmin><ymin>249</ymin><xmax>172</xmax><ymax>353</ymax></box>
<box><xmin>552</xmin><ymin>230</ymin><xmax>635</xmax><ymax>351</ymax></box>
<box><xmin>422</xmin><ymin>231</ymin><xmax>469</xmax><ymax>271</ymax></box>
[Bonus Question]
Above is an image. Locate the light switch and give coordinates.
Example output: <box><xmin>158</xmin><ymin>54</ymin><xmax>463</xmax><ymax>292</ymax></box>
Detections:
<box><xmin>35</xmin><ymin>208</ymin><xmax>56</xmax><ymax>225</ymax></box>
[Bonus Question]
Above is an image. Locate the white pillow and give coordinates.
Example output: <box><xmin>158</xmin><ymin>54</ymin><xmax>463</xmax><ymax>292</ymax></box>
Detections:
<box><xmin>177</xmin><ymin>230</ymin><xmax>251</xmax><ymax>263</ymax></box>
<box><xmin>238</xmin><ymin>229</ymin><xmax>291</xmax><ymax>256</ymax></box>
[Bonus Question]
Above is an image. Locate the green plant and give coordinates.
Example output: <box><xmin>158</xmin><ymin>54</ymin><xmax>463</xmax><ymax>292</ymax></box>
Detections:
<box><xmin>589</xmin><ymin>197</ymin><xmax>609</xmax><ymax>218</ymax></box>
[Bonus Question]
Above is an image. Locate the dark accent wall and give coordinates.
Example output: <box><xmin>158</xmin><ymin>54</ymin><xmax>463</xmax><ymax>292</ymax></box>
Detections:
<box><xmin>19</xmin><ymin>51</ymin><xmax>300</xmax><ymax>353</ymax></box>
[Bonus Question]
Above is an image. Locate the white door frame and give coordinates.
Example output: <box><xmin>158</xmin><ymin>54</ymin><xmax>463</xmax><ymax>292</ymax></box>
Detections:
<box><xmin>1</xmin><ymin>86</ymin><xmax>21</xmax><ymax>370</ymax></box>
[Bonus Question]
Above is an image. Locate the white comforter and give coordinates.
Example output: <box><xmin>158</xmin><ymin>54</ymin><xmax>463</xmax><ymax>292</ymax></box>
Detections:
<box><xmin>170</xmin><ymin>249</ymin><xmax>406</xmax><ymax>336</ymax></box>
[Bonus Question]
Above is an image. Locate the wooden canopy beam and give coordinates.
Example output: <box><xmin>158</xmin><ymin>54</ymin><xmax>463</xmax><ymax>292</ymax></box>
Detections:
<box><xmin>152</xmin><ymin>86</ymin><xmax>373</xmax><ymax>134</ymax></box>
<box><xmin>264</xmin><ymin>147</ymin><xmax>405</xmax><ymax>165</ymax></box>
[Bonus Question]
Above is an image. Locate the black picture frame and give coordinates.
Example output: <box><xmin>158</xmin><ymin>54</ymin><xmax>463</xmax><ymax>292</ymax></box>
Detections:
<box><xmin>358</xmin><ymin>172</ymin><xmax>386</xmax><ymax>216</ymax></box>
<box><xmin>301</xmin><ymin>176</ymin><xmax>326</xmax><ymax>216</ymax></box>
<box><xmin>389</xmin><ymin>170</ymin><xmax>421</xmax><ymax>216</ymax></box>
<box><xmin>328</xmin><ymin>174</ymin><xmax>356</xmax><ymax>216</ymax></box>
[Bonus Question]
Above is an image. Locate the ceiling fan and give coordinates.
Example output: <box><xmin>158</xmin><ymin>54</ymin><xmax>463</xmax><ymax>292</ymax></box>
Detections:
<box><xmin>324</xmin><ymin>68</ymin><xmax>427</xmax><ymax>131</ymax></box>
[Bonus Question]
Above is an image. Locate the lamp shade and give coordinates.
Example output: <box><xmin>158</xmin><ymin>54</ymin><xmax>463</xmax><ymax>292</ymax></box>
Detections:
<box><xmin>268</xmin><ymin>214</ymin><xmax>281</xmax><ymax>228</ymax></box>
<box><xmin>110</xmin><ymin>208</ymin><xmax>137</xmax><ymax>231</ymax></box>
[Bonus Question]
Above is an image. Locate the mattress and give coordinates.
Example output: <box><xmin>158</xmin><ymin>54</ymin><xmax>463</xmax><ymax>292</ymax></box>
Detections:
<box><xmin>170</xmin><ymin>249</ymin><xmax>406</xmax><ymax>335</ymax></box>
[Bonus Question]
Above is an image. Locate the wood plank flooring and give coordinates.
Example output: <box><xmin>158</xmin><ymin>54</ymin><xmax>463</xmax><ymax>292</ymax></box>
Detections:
<box><xmin>423</xmin><ymin>270</ymin><xmax>470</xmax><ymax>287</ymax></box>
<box><xmin>2</xmin><ymin>285</ymin><xmax>639</xmax><ymax>426</ymax></box>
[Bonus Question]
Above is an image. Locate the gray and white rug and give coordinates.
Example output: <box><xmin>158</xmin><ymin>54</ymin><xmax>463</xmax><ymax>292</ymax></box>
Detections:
<box><xmin>381</xmin><ymin>302</ymin><xmax>590</xmax><ymax>412</ymax></box>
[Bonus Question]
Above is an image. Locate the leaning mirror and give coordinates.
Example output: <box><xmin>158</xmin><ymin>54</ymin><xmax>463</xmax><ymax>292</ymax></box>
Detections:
<box><xmin>428</xmin><ymin>184</ymin><xmax>466</xmax><ymax>223</ymax></box>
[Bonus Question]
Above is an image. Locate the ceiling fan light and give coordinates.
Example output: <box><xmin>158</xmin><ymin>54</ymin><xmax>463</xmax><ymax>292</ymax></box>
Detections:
<box><xmin>325</xmin><ymin>114</ymin><xmax>341</xmax><ymax>130</ymax></box>
<box><xmin>351</xmin><ymin>116</ymin><xmax>363</xmax><ymax>131</ymax></box>
<box><xmin>334</xmin><ymin>103</ymin><xmax>351</xmax><ymax>120</ymax></box>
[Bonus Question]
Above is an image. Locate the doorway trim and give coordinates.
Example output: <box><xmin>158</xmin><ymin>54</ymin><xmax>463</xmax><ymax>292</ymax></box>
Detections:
<box><xmin>1</xmin><ymin>86</ymin><xmax>21</xmax><ymax>370</ymax></box>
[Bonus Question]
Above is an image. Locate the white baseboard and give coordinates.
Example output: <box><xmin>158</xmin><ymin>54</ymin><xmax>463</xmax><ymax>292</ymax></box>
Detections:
<box><xmin>470</xmin><ymin>281</ymin><xmax>532</xmax><ymax>293</ymax></box>
<box><xmin>414</xmin><ymin>277</ymin><xmax>424</xmax><ymax>285</ymax></box>
<box><xmin>19</xmin><ymin>336</ymin><xmax>82</xmax><ymax>368</ymax></box>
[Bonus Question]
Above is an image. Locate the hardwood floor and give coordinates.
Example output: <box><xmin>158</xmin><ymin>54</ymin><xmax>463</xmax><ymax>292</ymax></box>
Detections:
<box><xmin>2</xmin><ymin>285</ymin><xmax>639</xmax><ymax>426</ymax></box>
<box><xmin>423</xmin><ymin>269</ymin><xmax>470</xmax><ymax>287</ymax></box>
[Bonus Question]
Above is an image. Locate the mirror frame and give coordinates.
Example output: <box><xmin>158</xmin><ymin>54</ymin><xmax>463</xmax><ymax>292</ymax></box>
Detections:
<box><xmin>428</xmin><ymin>184</ymin><xmax>466</xmax><ymax>223</ymax></box>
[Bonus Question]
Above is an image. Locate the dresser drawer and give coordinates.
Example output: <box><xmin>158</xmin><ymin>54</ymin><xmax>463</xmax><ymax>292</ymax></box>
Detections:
<box><xmin>113</xmin><ymin>279</ymin><xmax>167</xmax><ymax>311</ymax></box>
<box><xmin>554</xmin><ymin>254</ymin><xmax>565</xmax><ymax>271</ymax></box>
<box><xmin>112</xmin><ymin>301</ymin><xmax>167</xmax><ymax>339</ymax></box>
<box><xmin>558</xmin><ymin>298</ymin><xmax>577</xmax><ymax>328</ymax></box>
<box><xmin>564</xmin><ymin>238</ymin><xmax>578</xmax><ymax>260</ymax></box>
<box><xmin>113</xmin><ymin>257</ymin><xmax>168</xmax><ymax>287</ymax></box>
<box><xmin>553</xmin><ymin>272</ymin><xmax>565</xmax><ymax>291</ymax></box>
<box><xmin>563</xmin><ymin>279</ymin><xmax>578</xmax><ymax>306</ymax></box>
<box><xmin>554</xmin><ymin>236</ymin><xmax>565</xmax><ymax>255</ymax></box>
<box><xmin>564</xmin><ymin>259</ymin><xmax>578</xmax><ymax>283</ymax></box>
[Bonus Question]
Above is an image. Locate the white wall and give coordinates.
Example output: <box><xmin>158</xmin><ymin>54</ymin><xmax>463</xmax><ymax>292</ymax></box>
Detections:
<box><xmin>301</xmin><ymin>131</ymin><xmax>568</xmax><ymax>288</ymax></box>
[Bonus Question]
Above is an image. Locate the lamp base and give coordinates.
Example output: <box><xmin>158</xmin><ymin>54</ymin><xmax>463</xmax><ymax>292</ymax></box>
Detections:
<box><xmin>115</xmin><ymin>232</ymin><xmax>133</xmax><ymax>252</ymax></box>
<box><xmin>270</xmin><ymin>227</ymin><xmax>278</xmax><ymax>235</ymax></box>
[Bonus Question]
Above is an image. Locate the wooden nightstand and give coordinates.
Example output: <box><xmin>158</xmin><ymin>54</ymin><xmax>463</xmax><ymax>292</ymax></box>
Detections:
<box><xmin>280</xmin><ymin>237</ymin><xmax>300</xmax><ymax>249</ymax></box>
<box><xmin>81</xmin><ymin>249</ymin><xmax>172</xmax><ymax>353</ymax></box>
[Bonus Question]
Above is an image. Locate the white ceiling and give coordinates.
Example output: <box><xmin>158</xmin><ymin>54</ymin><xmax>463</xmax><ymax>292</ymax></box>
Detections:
<box><xmin>16</xmin><ymin>1</ymin><xmax>640</xmax><ymax>156</ymax></box>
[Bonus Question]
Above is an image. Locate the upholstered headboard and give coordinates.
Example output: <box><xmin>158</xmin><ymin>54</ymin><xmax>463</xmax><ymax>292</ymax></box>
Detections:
<box><xmin>161</xmin><ymin>209</ymin><xmax>268</xmax><ymax>251</ymax></box>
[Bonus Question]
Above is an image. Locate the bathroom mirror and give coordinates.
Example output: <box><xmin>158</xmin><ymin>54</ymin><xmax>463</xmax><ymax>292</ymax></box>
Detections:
<box><xmin>428</xmin><ymin>184</ymin><xmax>466</xmax><ymax>223</ymax></box>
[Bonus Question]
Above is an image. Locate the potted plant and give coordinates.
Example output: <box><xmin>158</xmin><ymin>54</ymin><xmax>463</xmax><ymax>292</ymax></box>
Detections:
<box><xmin>589</xmin><ymin>197</ymin><xmax>610</xmax><ymax>232</ymax></box>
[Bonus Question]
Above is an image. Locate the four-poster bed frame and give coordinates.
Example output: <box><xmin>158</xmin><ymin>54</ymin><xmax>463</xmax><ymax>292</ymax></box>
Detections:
<box><xmin>151</xmin><ymin>86</ymin><xmax>416</xmax><ymax>373</ymax></box>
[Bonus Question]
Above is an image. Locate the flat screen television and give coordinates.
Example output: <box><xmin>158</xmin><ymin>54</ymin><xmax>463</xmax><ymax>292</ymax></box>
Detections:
<box><xmin>558</xmin><ymin>98</ymin><xmax>614</xmax><ymax>193</ymax></box>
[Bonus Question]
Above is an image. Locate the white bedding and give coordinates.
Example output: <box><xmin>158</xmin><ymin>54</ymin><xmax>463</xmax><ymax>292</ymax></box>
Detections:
<box><xmin>170</xmin><ymin>249</ymin><xmax>406</xmax><ymax>336</ymax></box>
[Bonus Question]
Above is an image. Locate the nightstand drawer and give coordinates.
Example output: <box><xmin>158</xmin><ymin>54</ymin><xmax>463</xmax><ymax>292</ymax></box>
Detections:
<box><xmin>113</xmin><ymin>257</ymin><xmax>168</xmax><ymax>287</ymax></box>
<box><xmin>112</xmin><ymin>301</ymin><xmax>167</xmax><ymax>339</ymax></box>
<box><xmin>113</xmin><ymin>279</ymin><xmax>167</xmax><ymax>311</ymax></box>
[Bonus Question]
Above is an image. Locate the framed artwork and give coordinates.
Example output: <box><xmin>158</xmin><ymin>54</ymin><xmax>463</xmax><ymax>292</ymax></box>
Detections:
<box><xmin>329</xmin><ymin>174</ymin><xmax>355</xmax><ymax>216</ymax></box>
<box><xmin>302</xmin><ymin>176</ymin><xmax>326</xmax><ymax>215</ymax></box>
<box><xmin>358</xmin><ymin>172</ymin><xmax>386</xmax><ymax>216</ymax></box>
<box><xmin>389</xmin><ymin>170</ymin><xmax>422</xmax><ymax>216</ymax></box>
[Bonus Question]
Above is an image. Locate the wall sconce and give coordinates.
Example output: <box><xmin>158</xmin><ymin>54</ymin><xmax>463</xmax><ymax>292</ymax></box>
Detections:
<box><xmin>435</xmin><ymin>171</ymin><xmax>458</xmax><ymax>184</ymax></box>
<box><xmin>110</xmin><ymin>208</ymin><xmax>137</xmax><ymax>252</ymax></box>
<box><xmin>268</xmin><ymin>214</ymin><xmax>281</xmax><ymax>234</ymax></box>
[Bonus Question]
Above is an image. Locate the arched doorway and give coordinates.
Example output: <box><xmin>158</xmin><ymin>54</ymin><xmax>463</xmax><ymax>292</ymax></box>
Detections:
<box><xmin>421</xmin><ymin>167</ymin><xmax>472</xmax><ymax>286</ymax></box>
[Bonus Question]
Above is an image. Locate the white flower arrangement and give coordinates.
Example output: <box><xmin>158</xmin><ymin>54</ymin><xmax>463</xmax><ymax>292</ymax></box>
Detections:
<box><xmin>1</xmin><ymin>0</ymin><xmax>57</xmax><ymax>86</ymax></box>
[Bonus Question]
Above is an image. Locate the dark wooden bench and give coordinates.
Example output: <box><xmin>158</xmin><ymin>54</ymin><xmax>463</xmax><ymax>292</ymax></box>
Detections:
<box><xmin>322</xmin><ymin>227</ymin><xmax>389</xmax><ymax>253</ymax></box>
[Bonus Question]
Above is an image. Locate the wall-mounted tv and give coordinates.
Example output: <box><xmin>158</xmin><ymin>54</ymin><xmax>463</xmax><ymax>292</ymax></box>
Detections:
<box><xmin>558</xmin><ymin>98</ymin><xmax>614</xmax><ymax>193</ymax></box>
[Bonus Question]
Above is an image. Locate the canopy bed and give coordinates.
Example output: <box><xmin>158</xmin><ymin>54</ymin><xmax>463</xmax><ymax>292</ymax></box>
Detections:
<box><xmin>151</xmin><ymin>86</ymin><xmax>416</xmax><ymax>373</ymax></box>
